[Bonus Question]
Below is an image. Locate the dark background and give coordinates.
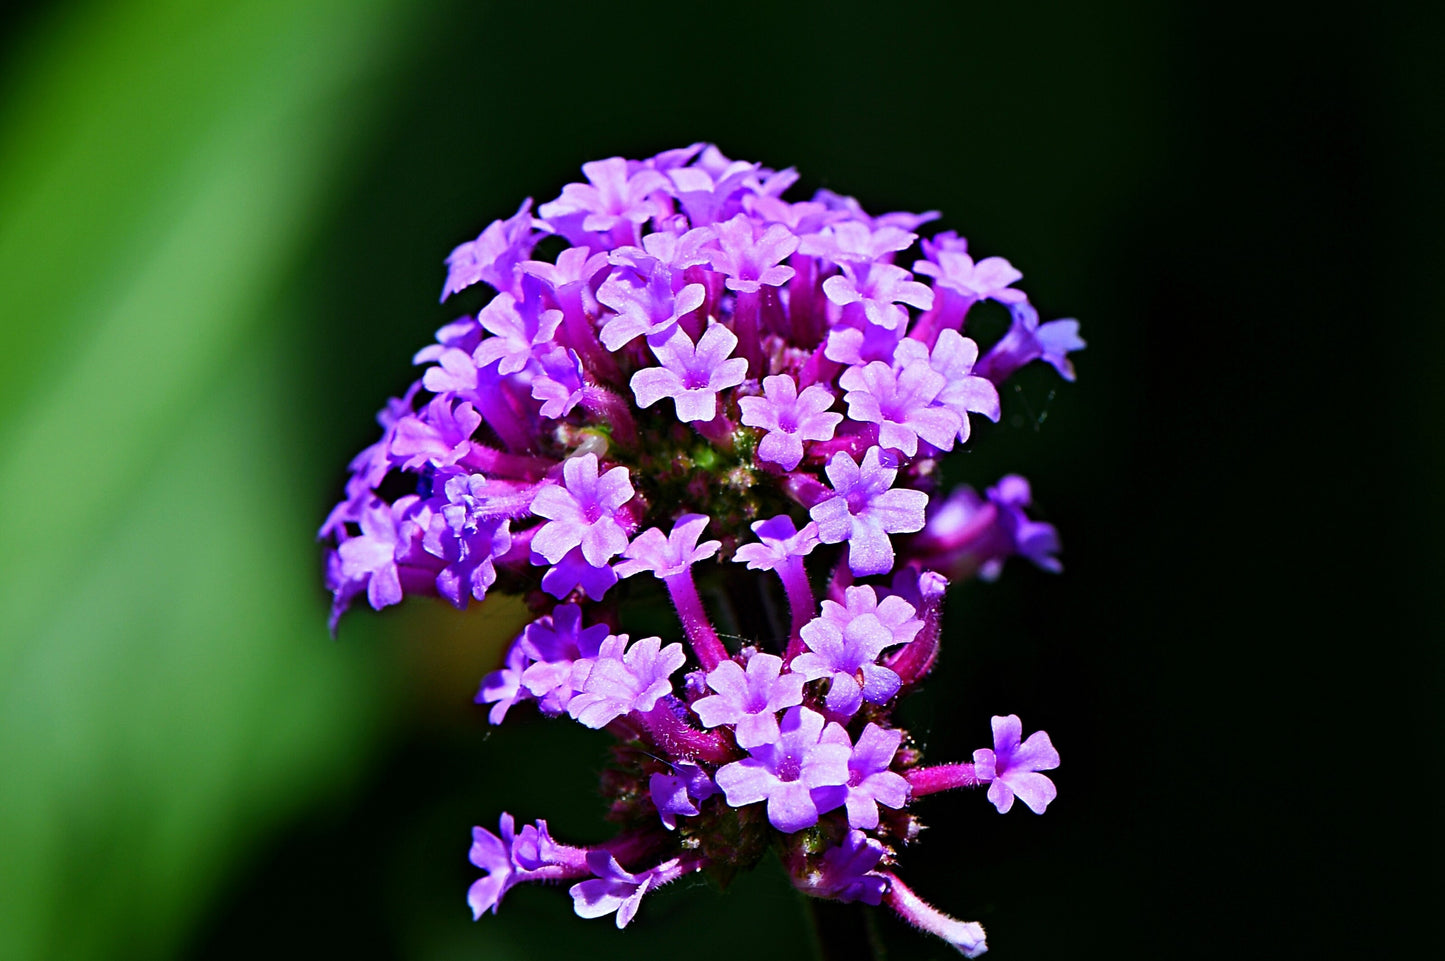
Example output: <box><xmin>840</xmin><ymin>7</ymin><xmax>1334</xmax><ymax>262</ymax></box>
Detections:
<box><xmin>2</xmin><ymin>1</ymin><xmax>1438</xmax><ymax>958</ymax></box>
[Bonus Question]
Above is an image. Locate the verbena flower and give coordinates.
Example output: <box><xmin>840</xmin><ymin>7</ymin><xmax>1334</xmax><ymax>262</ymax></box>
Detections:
<box><xmin>321</xmin><ymin>145</ymin><xmax>1084</xmax><ymax>955</ymax></box>
<box><xmin>810</xmin><ymin>447</ymin><xmax>929</xmax><ymax>577</ymax></box>
<box><xmin>714</xmin><ymin>705</ymin><xmax>852</xmax><ymax>833</ymax></box>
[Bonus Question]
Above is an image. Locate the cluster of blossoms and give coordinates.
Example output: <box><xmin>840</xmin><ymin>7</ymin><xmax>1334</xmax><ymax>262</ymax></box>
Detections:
<box><xmin>321</xmin><ymin>145</ymin><xmax>1081</xmax><ymax>956</ymax></box>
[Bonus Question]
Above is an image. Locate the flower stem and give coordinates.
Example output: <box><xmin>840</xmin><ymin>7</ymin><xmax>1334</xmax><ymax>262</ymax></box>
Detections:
<box><xmin>734</xmin><ymin>290</ymin><xmax>764</xmax><ymax>377</ymax></box>
<box><xmin>881</xmin><ymin>874</ymin><xmax>987</xmax><ymax>958</ymax></box>
<box><xmin>459</xmin><ymin>443</ymin><xmax>553</xmax><ymax>480</ymax></box>
<box><xmin>694</xmin><ymin>411</ymin><xmax>737</xmax><ymax>450</ymax></box>
<box><xmin>779</xmin><ymin>555</ymin><xmax>815</xmax><ymax>662</ymax></box>
<box><xmin>664</xmin><ymin>569</ymin><xmax>728</xmax><ymax>670</ymax></box>
<box><xmin>638</xmin><ymin>699</ymin><xmax>735</xmax><ymax>764</ymax></box>
<box><xmin>886</xmin><ymin>569</ymin><xmax>947</xmax><ymax>686</ymax></box>
<box><xmin>905</xmin><ymin>763</ymin><xmax>983</xmax><ymax>796</ymax></box>
<box><xmin>581</xmin><ymin>384</ymin><xmax>637</xmax><ymax>446</ymax></box>
<box><xmin>561</xmin><ymin>294</ymin><xmax>622</xmax><ymax>384</ymax></box>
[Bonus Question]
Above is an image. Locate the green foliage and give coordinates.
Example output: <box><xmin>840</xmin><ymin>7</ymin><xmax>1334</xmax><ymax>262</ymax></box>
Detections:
<box><xmin>0</xmin><ymin>1</ymin><xmax>419</xmax><ymax>957</ymax></box>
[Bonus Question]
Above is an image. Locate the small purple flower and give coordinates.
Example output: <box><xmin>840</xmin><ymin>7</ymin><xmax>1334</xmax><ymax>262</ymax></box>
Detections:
<box><xmin>823</xmin><ymin>322</ymin><xmax>904</xmax><ymax>367</ymax></box>
<box><xmin>517</xmin><ymin>604</ymin><xmax>613</xmax><ymax>714</ymax></box>
<box><xmin>707</xmin><ymin>214</ymin><xmax>799</xmax><ymax>292</ymax></box>
<box><xmin>567</xmin><ymin>634</ymin><xmax>686</xmax><ymax>729</ymax></box>
<box><xmin>420</xmin><ymin>345</ymin><xmax>483</xmax><ymax>395</ymax></box>
<box><xmin>822</xmin><ymin>261</ymin><xmax>934</xmax><ymax>330</ymax></box>
<box><xmin>421</xmin><ymin>472</ymin><xmax>515</xmax><ymax>607</ymax></box>
<box><xmin>810</xmin><ymin>447</ymin><xmax>929</xmax><ymax>576</ymax></box>
<box><xmin>975</xmin><ymin>300</ymin><xmax>1086</xmax><ymax>383</ymax></box>
<box><xmin>811</xmin><ymin>830</ymin><xmax>889</xmax><ymax>905</ymax></box>
<box><xmin>334</xmin><ymin>497</ymin><xmax>406</xmax><ymax>612</ymax></box>
<box><xmin>974</xmin><ymin>714</ymin><xmax>1060</xmax><ymax>814</ymax></box>
<box><xmin>510</xmin><ymin>818</ymin><xmax>588</xmax><ymax>873</ymax></box>
<box><xmin>692</xmin><ymin>653</ymin><xmax>806</xmax><ymax>748</ymax></box>
<box><xmin>912</xmin><ymin>475</ymin><xmax>1061</xmax><ymax>580</ymax></box>
<box><xmin>799</xmin><ymin>218</ymin><xmax>919</xmax><ymax>264</ymax></box>
<box><xmin>913</xmin><ymin>238</ymin><xmax>1027</xmax><ymax>305</ymax></box>
<box><xmin>467</xmin><ymin>813</ymin><xmax>522</xmax><ymax>917</ymax></box>
<box><xmin>630</xmin><ymin>323</ymin><xmax>749</xmax><ymax>423</ymax></box>
<box><xmin>732</xmin><ymin>515</ymin><xmax>820</xmax><ymax>571</ymax></box>
<box><xmin>738</xmin><ymin>375</ymin><xmax>843</xmax><ymax>470</ymax></box>
<box><xmin>529</xmin><ymin>454</ymin><xmax>634</xmax><ymax>566</ymax></box>
<box><xmin>664</xmin><ymin>149</ymin><xmax>767</xmax><ymax>225</ymax></box>
<box><xmin>613</xmin><ymin>513</ymin><xmax>721</xmax><ymax>580</ymax></box>
<box><xmin>389</xmin><ymin>393</ymin><xmax>482</xmax><ymax>472</ymax></box>
<box><xmin>713</xmin><ymin>706</ymin><xmax>851</xmax><ymax>833</ymax></box>
<box><xmin>894</xmin><ymin>329</ymin><xmax>1000</xmax><ymax>444</ymax></box>
<box><xmin>477</xmin><ymin>638</ymin><xmax>532</xmax><ymax>725</ymax></box>
<box><xmin>794</xmin><ymin>586</ymin><xmax>920</xmax><ymax>717</ymax></box>
<box><xmin>442</xmin><ymin>198</ymin><xmax>538</xmax><ymax>301</ymax></box>
<box><xmin>539</xmin><ymin>157</ymin><xmax>669</xmax><ymax>245</ymax></box>
<box><xmin>609</xmin><ymin>226</ymin><xmax>715</xmax><ymax>277</ymax></box>
<box><xmin>569</xmin><ymin>852</ymin><xmax>679</xmax><ymax>928</ymax></box>
<box><xmin>595</xmin><ymin>262</ymin><xmax>707</xmax><ymax>351</ymax></box>
<box><xmin>529</xmin><ymin>346</ymin><xmax>586</xmax><ymax>420</ymax></box>
<box><xmin>839</xmin><ymin>359</ymin><xmax>961</xmax><ymax>457</ymax></box>
<box><xmin>816</xmin><ymin>584</ymin><xmax>924</xmax><ymax>643</ymax></box>
<box><xmin>831</xmin><ymin>722</ymin><xmax>910</xmax><ymax>829</ymax></box>
<box><xmin>538</xmin><ymin>545</ymin><xmax>619</xmax><ymax>601</ymax></box>
<box><xmin>520</xmin><ymin>244</ymin><xmax>611</xmax><ymax>296</ymax></box>
<box><xmin>327</xmin><ymin>494</ymin><xmax>445</xmax><ymax>629</ymax></box>
<box><xmin>472</xmin><ymin>288</ymin><xmax>564</xmax><ymax>375</ymax></box>
<box><xmin>987</xmin><ymin>476</ymin><xmax>1063</xmax><ymax>576</ymax></box>
<box><xmin>649</xmin><ymin>761</ymin><xmax>717</xmax><ymax>830</ymax></box>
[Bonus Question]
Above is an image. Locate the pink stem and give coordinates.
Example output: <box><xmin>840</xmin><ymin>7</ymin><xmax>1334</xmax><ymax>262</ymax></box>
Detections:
<box><xmin>472</xmin><ymin>385</ymin><xmax>534</xmax><ymax>453</ymax></box>
<box><xmin>881</xmin><ymin>873</ymin><xmax>988</xmax><ymax>958</ymax></box>
<box><xmin>778</xmin><ymin>555</ymin><xmax>816</xmax><ymax>662</ymax></box>
<box><xmin>694</xmin><ymin>410</ymin><xmax>737</xmax><ymax>450</ymax></box>
<box><xmin>806</xmin><ymin>426</ymin><xmax>878</xmax><ymax>463</ymax></box>
<box><xmin>786</xmin><ymin>255</ymin><xmax>823</xmax><ymax>348</ymax></box>
<box><xmin>733</xmin><ymin>289</ymin><xmax>764</xmax><ymax>377</ymax></box>
<box><xmin>638</xmin><ymin>700</ymin><xmax>736</xmax><ymax>764</ymax></box>
<box><xmin>907</xmin><ymin>289</ymin><xmax>975</xmax><ymax>347</ymax></box>
<box><xmin>493</xmin><ymin>523</ymin><xmax>537</xmax><ymax>566</ymax></box>
<box><xmin>905</xmin><ymin>763</ymin><xmax>985</xmax><ymax>796</ymax></box>
<box><xmin>826</xmin><ymin>553</ymin><xmax>854</xmax><ymax>603</ymax></box>
<box><xmin>459</xmin><ymin>443</ymin><xmax>553</xmax><ymax>480</ymax></box>
<box><xmin>663</xmin><ymin>569</ymin><xmax>728</xmax><ymax>671</ymax></box>
<box><xmin>783</xmin><ymin>472</ymin><xmax>830</xmax><ymax>508</ymax></box>
<box><xmin>681</xmin><ymin>267</ymin><xmax>718</xmax><ymax>340</ymax></box>
<box><xmin>599</xmin><ymin>830</ymin><xmax>670</xmax><ymax>870</ymax></box>
<box><xmin>560</xmin><ymin>290</ymin><xmax>621</xmax><ymax>384</ymax></box>
<box><xmin>796</xmin><ymin>338</ymin><xmax>841</xmax><ymax>388</ymax></box>
<box><xmin>760</xmin><ymin>285</ymin><xmax>788</xmax><ymax>339</ymax></box>
<box><xmin>471</xmin><ymin>482</ymin><xmax>545</xmax><ymax>520</ymax></box>
<box><xmin>581</xmin><ymin>384</ymin><xmax>637</xmax><ymax>445</ymax></box>
<box><xmin>887</xmin><ymin>569</ymin><xmax>948</xmax><ymax>686</ymax></box>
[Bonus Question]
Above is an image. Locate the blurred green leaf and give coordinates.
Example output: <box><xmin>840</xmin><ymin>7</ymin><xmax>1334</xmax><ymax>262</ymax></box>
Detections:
<box><xmin>0</xmin><ymin>0</ymin><xmax>420</xmax><ymax>958</ymax></box>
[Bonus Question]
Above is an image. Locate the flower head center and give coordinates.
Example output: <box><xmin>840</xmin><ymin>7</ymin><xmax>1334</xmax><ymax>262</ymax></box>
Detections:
<box><xmin>775</xmin><ymin>753</ymin><xmax>802</xmax><ymax>783</ymax></box>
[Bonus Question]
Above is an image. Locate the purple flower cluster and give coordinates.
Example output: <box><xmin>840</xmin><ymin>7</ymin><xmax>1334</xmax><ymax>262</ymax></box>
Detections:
<box><xmin>321</xmin><ymin>145</ymin><xmax>1080</xmax><ymax>955</ymax></box>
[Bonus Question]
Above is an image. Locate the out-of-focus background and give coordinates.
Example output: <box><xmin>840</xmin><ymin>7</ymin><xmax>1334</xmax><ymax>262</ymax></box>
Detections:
<box><xmin>0</xmin><ymin>1</ymin><xmax>1437</xmax><ymax>958</ymax></box>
